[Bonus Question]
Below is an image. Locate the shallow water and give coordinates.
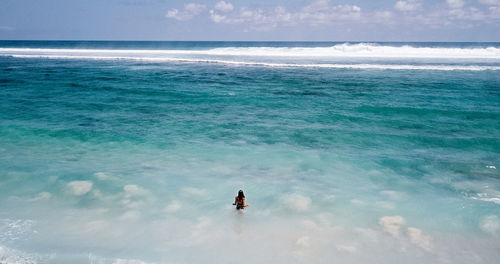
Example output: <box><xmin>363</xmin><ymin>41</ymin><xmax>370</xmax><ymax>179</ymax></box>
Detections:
<box><xmin>0</xmin><ymin>41</ymin><xmax>499</xmax><ymax>264</ymax></box>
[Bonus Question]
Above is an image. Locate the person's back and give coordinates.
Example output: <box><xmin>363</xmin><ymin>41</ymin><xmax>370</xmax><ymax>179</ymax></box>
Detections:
<box><xmin>233</xmin><ymin>190</ymin><xmax>249</xmax><ymax>210</ymax></box>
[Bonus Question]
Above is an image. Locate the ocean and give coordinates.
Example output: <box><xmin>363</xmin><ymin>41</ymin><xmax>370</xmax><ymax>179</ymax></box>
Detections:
<box><xmin>0</xmin><ymin>41</ymin><xmax>499</xmax><ymax>264</ymax></box>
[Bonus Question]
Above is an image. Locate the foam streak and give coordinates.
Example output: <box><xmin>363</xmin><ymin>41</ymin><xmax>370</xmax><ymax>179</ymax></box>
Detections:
<box><xmin>5</xmin><ymin>54</ymin><xmax>500</xmax><ymax>71</ymax></box>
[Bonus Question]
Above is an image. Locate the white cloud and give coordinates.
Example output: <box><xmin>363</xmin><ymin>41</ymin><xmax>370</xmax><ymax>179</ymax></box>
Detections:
<box><xmin>298</xmin><ymin>0</ymin><xmax>362</xmax><ymax>25</ymax></box>
<box><xmin>490</xmin><ymin>6</ymin><xmax>500</xmax><ymax>17</ymax></box>
<box><xmin>395</xmin><ymin>0</ymin><xmax>422</xmax><ymax>11</ymax></box>
<box><xmin>209</xmin><ymin>0</ymin><xmax>362</xmax><ymax>30</ymax></box>
<box><xmin>479</xmin><ymin>0</ymin><xmax>500</xmax><ymax>5</ymax></box>
<box><xmin>478</xmin><ymin>0</ymin><xmax>500</xmax><ymax>17</ymax></box>
<box><xmin>447</xmin><ymin>0</ymin><xmax>465</xmax><ymax>9</ymax></box>
<box><xmin>209</xmin><ymin>9</ymin><xmax>238</xmax><ymax>24</ymax></box>
<box><xmin>166</xmin><ymin>3</ymin><xmax>205</xmax><ymax>21</ymax></box>
<box><xmin>274</xmin><ymin>6</ymin><xmax>294</xmax><ymax>23</ymax></box>
<box><xmin>215</xmin><ymin>1</ymin><xmax>233</xmax><ymax>12</ymax></box>
<box><xmin>169</xmin><ymin>0</ymin><xmax>497</xmax><ymax>31</ymax></box>
<box><xmin>166</xmin><ymin>9</ymin><xmax>181</xmax><ymax>19</ymax></box>
<box><xmin>448</xmin><ymin>6</ymin><xmax>486</xmax><ymax>19</ymax></box>
<box><xmin>467</xmin><ymin>7</ymin><xmax>487</xmax><ymax>19</ymax></box>
<box><xmin>185</xmin><ymin>3</ymin><xmax>205</xmax><ymax>13</ymax></box>
<box><xmin>374</xmin><ymin>10</ymin><xmax>394</xmax><ymax>22</ymax></box>
<box><xmin>67</xmin><ymin>181</ymin><xmax>93</xmax><ymax>196</ymax></box>
<box><xmin>0</xmin><ymin>26</ymin><xmax>14</xmax><ymax>31</ymax></box>
<box><xmin>393</xmin><ymin>0</ymin><xmax>490</xmax><ymax>26</ymax></box>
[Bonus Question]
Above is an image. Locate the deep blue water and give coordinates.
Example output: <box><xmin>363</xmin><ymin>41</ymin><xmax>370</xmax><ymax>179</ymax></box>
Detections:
<box><xmin>0</xmin><ymin>41</ymin><xmax>499</xmax><ymax>264</ymax></box>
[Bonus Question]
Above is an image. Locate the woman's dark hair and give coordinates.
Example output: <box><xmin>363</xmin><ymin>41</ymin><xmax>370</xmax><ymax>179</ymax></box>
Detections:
<box><xmin>238</xmin><ymin>190</ymin><xmax>245</xmax><ymax>199</ymax></box>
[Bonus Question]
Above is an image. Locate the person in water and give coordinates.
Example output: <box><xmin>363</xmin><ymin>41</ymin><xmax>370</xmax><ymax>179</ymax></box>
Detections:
<box><xmin>233</xmin><ymin>190</ymin><xmax>249</xmax><ymax>210</ymax></box>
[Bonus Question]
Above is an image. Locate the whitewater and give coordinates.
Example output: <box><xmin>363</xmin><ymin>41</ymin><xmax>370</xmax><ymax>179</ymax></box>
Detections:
<box><xmin>0</xmin><ymin>41</ymin><xmax>499</xmax><ymax>264</ymax></box>
<box><xmin>1</xmin><ymin>42</ymin><xmax>500</xmax><ymax>71</ymax></box>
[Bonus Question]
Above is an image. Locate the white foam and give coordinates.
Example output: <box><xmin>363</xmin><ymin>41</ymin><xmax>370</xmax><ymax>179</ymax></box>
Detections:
<box><xmin>281</xmin><ymin>194</ymin><xmax>312</xmax><ymax>212</ymax></box>
<box><xmin>379</xmin><ymin>216</ymin><xmax>433</xmax><ymax>251</ymax></box>
<box><xmin>323</xmin><ymin>194</ymin><xmax>336</xmax><ymax>202</ymax></box>
<box><xmin>452</xmin><ymin>180</ymin><xmax>500</xmax><ymax>205</ymax></box>
<box><xmin>93</xmin><ymin>172</ymin><xmax>110</xmax><ymax>180</ymax></box>
<box><xmin>121</xmin><ymin>185</ymin><xmax>148</xmax><ymax>208</ymax></box>
<box><xmin>295</xmin><ymin>236</ymin><xmax>311</xmax><ymax>248</ymax></box>
<box><xmin>112</xmin><ymin>259</ymin><xmax>150</xmax><ymax>264</ymax></box>
<box><xmin>123</xmin><ymin>184</ymin><xmax>141</xmax><ymax>195</ymax></box>
<box><xmin>302</xmin><ymin>220</ymin><xmax>320</xmax><ymax>230</ymax></box>
<box><xmin>28</xmin><ymin>192</ymin><xmax>51</xmax><ymax>202</ymax></box>
<box><xmin>67</xmin><ymin>181</ymin><xmax>93</xmax><ymax>196</ymax></box>
<box><xmin>6</xmin><ymin>54</ymin><xmax>500</xmax><ymax>71</ymax></box>
<box><xmin>1</xmin><ymin>44</ymin><xmax>500</xmax><ymax>71</ymax></box>
<box><xmin>335</xmin><ymin>244</ymin><xmax>357</xmax><ymax>253</ymax></box>
<box><xmin>407</xmin><ymin>227</ymin><xmax>432</xmax><ymax>251</ymax></box>
<box><xmin>0</xmin><ymin>219</ymin><xmax>36</xmax><ymax>242</ymax></box>
<box><xmin>380</xmin><ymin>190</ymin><xmax>403</xmax><ymax>200</ymax></box>
<box><xmin>0</xmin><ymin>245</ymin><xmax>37</xmax><ymax>264</ymax></box>
<box><xmin>474</xmin><ymin>197</ymin><xmax>500</xmax><ymax>204</ymax></box>
<box><xmin>164</xmin><ymin>200</ymin><xmax>182</xmax><ymax>213</ymax></box>
<box><xmin>1</xmin><ymin>43</ymin><xmax>500</xmax><ymax>58</ymax></box>
<box><xmin>379</xmin><ymin>215</ymin><xmax>405</xmax><ymax>237</ymax></box>
<box><xmin>189</xmin><ymin>217</ymin><xmax>212</xmax><ymax>244</ymax></box>
<box><xmin>119</xmin><ymin>211</ymin><xmax>141</xmax><ymax>221</ymax></box>
<box><xmin>376</xmin><ymin>201</ymin><xmax>395</xmax><ymax>210</ymax></box>
<box><xmin>85</xmin><ymin>220</ymin><xmax>109</xmax><ymax>233</ymax></box>
<box><xmin>479</xmin><ymin>215</ymin><xmax>500</xmax><ymax>235</ymax></box>
<box><xmin>181</xmin><ymin>187</ymin><xmax>207</xmax><ymax>197</ymax></box>
<box><xmin>350</xmin><ymin>199</ymin><xmax>365</xmax><ymax>205</ymax></box>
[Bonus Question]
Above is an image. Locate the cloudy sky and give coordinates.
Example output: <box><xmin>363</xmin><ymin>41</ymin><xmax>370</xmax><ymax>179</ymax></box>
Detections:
<box><xmin>0</xmin><ymin>0</ymin><xmax>499</xmax><ymax>41</ymax></box>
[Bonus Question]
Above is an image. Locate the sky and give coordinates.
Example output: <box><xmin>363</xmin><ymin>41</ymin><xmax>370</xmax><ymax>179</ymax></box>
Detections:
<box><xmin>0</xmin><ymin>0</ymin><xmax>499</xmax><ymax>41</ymax></box>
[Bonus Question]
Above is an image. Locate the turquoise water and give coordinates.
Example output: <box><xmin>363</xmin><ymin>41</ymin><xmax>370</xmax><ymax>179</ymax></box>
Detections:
<box><xmin>0</xmin><ymin>41</ymin><xmax>500</xmax><ymax>264</ymax></box>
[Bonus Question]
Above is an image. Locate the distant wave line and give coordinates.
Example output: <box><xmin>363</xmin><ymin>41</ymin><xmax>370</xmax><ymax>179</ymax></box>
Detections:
<box><xmin>1</xmin><ymin>43</ymin><xmax>500</xmax><ymax>59</ymax></box>
<box><xmin>5</xmin><ymin>54</ymin><xmax>500</xmax><ymax>71</ymax></box>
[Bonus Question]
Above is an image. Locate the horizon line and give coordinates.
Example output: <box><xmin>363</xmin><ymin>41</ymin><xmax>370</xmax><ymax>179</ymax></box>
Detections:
<box><xmin>1</xmin><ymin>39</ymin><xmax>500</xmax><ymax>43</ymax></box>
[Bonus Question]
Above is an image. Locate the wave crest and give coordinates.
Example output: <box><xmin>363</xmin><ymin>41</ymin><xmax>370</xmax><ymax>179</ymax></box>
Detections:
<box><xmin>1</xmin><ymin>43</ymin><xmax>500</xmax><ymax>71</ymax></box>
<box><xmin>2</xmin><ymin>43</ymin><xmax>500</xmax><ymax>59</ymax></box>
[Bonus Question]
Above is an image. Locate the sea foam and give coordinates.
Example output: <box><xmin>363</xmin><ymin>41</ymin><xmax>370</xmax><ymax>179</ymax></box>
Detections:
<box><xmin>5</xmin><ymin>54</ymin><xmax>500</xmax><ymax>71</ymax></box>
<box><xmin>2</xmin><ymin>43</ymin><xmax>500</xmax><ymax>71</ymax></box>
<box><xmin>1</xmin><ymin>43</ymin><xmax>500</xmax><ymax>58</ymax></box>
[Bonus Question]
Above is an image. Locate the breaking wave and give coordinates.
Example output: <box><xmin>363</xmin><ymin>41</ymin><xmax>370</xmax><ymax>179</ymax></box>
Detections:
<box><xmin>5</xmin><ymin>54</ymin><xmax>500</xmax><ymax>71</ymax></box>
<box><xmin>1</xmin><ymin>43</ymin><xmax>500</xmax><ymax>58</ymax></box>
<box><xmin>1</xmin><ymin>43</ymin><xmax>500</xmax><ymax>71</ymax></box>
